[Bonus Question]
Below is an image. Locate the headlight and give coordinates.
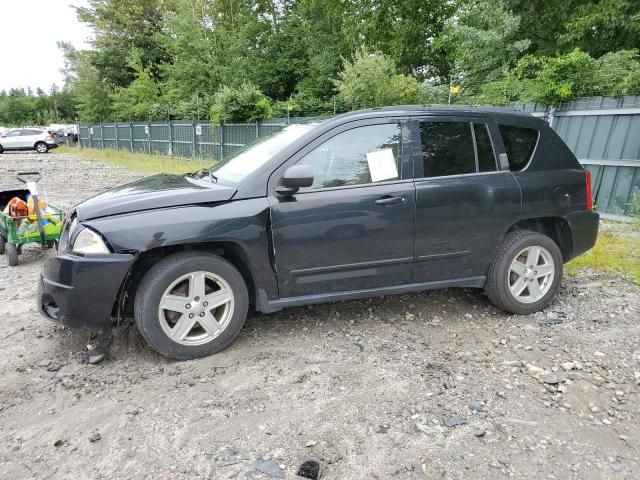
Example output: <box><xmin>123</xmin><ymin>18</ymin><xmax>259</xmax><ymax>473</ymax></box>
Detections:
<box><xmin>72</xmin><ymin>227</ymin><xmax>110</xmax><ymax>254</ymax></box>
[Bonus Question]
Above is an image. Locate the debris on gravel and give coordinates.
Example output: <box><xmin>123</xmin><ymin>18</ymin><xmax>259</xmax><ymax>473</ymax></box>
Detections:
<box><xmin>297</xmin><ymin>460</ymin><xmax>321</xmax><ymax>479</ymax></box>
<box><xmin>1</xmin><ymin>152</ymin><xmax>639</xmax><ymax>479</ymax></box>
<box><xmin>87</xmin><ymin>345</ymin><xmax>107</xmax><ymax>365</ymax></box>
<box><xmin>255</xmin><ymin>456</ymin><xmax>285</xmax><ymax>478</ymax></box>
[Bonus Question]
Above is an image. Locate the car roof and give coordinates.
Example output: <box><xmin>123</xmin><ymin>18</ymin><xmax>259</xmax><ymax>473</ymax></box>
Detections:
<box><xmin>332</xmin><ymin>104</ymin><xmax>537</xmax><ymax>121</ymax></box>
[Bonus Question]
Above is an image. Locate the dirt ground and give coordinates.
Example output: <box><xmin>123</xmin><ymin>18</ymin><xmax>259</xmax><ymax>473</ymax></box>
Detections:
<box><xmin>0</xmin><ymin>151</ymin><xmax>639</xmax><ymax>480</ymax></box>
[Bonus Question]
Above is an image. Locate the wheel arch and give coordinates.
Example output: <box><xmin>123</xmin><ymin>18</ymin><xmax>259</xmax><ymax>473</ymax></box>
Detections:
<box><xmin>505</xmin><ymin>217</ymin><xmax>573</xmax><ymax>262</ymax></box>
<box><xmin>113</xmin><ymin>241</ymin><xmax>257</xmax><ymax>321</ymax></box>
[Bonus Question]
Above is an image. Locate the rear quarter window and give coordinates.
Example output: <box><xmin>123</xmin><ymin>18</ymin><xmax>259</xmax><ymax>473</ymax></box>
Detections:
<box><xmin>499</xmin><ymin>125</ymin><xmax>539</xmax><ymax>171</ymax></box>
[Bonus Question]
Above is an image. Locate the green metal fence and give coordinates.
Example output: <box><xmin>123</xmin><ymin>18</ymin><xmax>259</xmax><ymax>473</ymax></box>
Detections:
<box><xmin>79</xmin><ymin>120</ymin><xmax>287</xmax><ymax>160</ymax></box>
<box><xmin>78</xmin><ymin>96</ymin><xmax>640</xmax><ymax>215</ymax></box>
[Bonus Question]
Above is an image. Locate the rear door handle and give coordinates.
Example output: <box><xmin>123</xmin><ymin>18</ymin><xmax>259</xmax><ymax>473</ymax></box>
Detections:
<box><xmin>375</xmin><ymin>195</ymin><xmax>406</xmax><ymax>206</ymax></box>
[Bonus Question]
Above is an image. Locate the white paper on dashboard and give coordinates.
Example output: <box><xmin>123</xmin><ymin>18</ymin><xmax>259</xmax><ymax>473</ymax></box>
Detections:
<box><xmin>366</xmin><ymin>149</ymin><xmax>398</xmax><ymax>182</ymax></box>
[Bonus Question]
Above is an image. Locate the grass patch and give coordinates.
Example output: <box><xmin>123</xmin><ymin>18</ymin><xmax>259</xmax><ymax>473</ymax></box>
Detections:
<box><xmin>566</xmin><ymin>230</ymin><xmax>640</xmax><ymax>282</ymax></box>
<box><xmin>57</xmin><ymin>146</ymin><xmax>212</xmax><ymax>175</ymax></box>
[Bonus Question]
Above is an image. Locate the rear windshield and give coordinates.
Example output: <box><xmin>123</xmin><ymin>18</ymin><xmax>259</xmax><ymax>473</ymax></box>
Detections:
<box><xmin>499</xmin><ymin>124</ymin><xmax>539</xmax><ymax>171</ymax></box>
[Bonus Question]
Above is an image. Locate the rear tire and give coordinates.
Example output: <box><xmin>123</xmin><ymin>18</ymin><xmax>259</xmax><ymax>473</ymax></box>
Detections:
<box><xmin>485</xmin><ymin>230</ymin><xmax>562</xmax><ymax>315</ymax></box>
<box><xmin>5</xmin><ymin>242</ymin><xmax>18</xmax><ymax>266</ymax></box>
<box><xmin>35</xmin><ymin>142</ymin><xmax>49</xmax><ymax>153</ymax></box>
<box><xmin>134</xmin><ymin>252</ymin><xmax>249</xmax><ymax>360</ymax></box>
<box><xmin>0</xmin><ymin>235</ymin><xmax>6</xmax><ymax>254</ymax></box>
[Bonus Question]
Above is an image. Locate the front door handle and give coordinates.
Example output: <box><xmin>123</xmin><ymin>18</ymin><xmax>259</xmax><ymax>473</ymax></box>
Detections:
<box><xmin>375</xmin><ymin>195</ymin><xmax>406</xmax><ymax>206</ymax></box>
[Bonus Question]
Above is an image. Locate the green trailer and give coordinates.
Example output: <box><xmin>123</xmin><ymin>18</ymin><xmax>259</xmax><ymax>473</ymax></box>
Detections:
<box><xmin>0</xmin><ymin>173</ymin><xmax>64</xmax><ymax>266</ymax></box>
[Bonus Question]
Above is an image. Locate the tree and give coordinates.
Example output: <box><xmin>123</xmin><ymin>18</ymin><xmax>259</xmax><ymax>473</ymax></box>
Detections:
<box><xmin>111</xmin><ymin>62</ymin><xmax>162</xmax><ymax>120</ymax></box>
<box><xmin>437</xmin><ymin>1</ymin><xmax>531</xmax><ymax>89</ymax></box>
<box><xmin>345</xmin><ymin>0</ymin><xmax>455</xmax><ymax>79</ymax></box>
<box><xmin>560</xmin><ymin>0</ymin><xmax>640</xmax><ymax>57</ymax></box>
<box><xmin>76</xmin><ymin>0</ymin><xmax>170</xmax><ymax>87</ymax></box>
<box><xmin>209</xmin><ymin>83</ymin><xmax>272</xmax><ymax>123</ymax></box>
<box><xmin>59</xmin><ymin>41</ymin><xmax>112</xmax><ymax>122</ymax></box>
<box><xmin>335</xmin><ymin>50</ymin><xmax>420</xmax><ymax>109</ymax></box>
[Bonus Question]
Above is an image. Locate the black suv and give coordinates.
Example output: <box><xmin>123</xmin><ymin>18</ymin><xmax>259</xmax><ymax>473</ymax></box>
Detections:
<box><xmin>38</xmin><ymin>106</ymin><xmax>598</xmax><ymax>359</ymax></box>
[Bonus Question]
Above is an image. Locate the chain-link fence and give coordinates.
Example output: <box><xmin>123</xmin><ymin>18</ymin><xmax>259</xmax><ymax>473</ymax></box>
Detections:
<box><xmin>78</xmin><ymin>120</ymin><xmax>291</xmax><ymax>160</ymax></box>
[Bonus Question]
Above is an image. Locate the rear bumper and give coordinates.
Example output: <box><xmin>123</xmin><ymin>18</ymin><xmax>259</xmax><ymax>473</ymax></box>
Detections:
<box><xmin>567</xmin><ymin>211</ymin><xmax>599</xmax><ymax>259</ymax></box>
<box><xmin>38</xmin><ymin>253</ymin><xmax>135</xmax><ymax>329</ymax></box>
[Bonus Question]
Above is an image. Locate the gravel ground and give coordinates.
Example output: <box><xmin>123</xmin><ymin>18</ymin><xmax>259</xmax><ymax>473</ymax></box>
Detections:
<box><xmin>0</xmin><ymin>151</ymin><xmax>639</xmax><ymax>480</ymax></box>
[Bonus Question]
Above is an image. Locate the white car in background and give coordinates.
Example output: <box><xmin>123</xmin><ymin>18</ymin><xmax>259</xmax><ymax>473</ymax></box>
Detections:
<box><xmin>0</xmin><ymin>128</ymin><xmax>59</xmax><ymax>154</ymax></box>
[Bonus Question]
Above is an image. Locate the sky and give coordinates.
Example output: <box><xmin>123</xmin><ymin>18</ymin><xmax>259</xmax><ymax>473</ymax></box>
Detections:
<box><xmin>0</xmin><ymin>0</ymin><xmax>92</xmax><ymax>92</ymax></box>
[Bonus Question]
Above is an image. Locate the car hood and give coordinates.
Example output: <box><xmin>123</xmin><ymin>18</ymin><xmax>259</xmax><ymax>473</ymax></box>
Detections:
<box><xmin>73</xmin><ymin>174</ymin><xmax>236</xmax><ymax>221</ymax></box>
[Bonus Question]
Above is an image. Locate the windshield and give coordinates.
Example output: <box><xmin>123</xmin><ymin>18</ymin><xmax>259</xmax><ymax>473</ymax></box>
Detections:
<box><xmin>209</xmin><ymin>123</ymin><xmax>315</xmax><ymax>183</ymax></box>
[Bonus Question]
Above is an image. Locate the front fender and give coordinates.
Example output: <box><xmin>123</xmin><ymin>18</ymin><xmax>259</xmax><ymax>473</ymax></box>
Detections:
<box><xmin>85</xmin><ymin>198</ymin><xmax>277</xmax><ymax>298</ymax></box>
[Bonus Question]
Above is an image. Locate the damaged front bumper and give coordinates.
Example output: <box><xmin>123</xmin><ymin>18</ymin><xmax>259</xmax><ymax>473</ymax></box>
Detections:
<box><xmin>38</xmin><ymin>253</ymin><xmax>135</xmax><ymax>329</ymax></box>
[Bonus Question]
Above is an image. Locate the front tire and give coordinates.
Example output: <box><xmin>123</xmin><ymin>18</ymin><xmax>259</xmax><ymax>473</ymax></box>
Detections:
<box><xmin>485</xmin><ymin>230</ymin><xmax>563</xmax><ymax>315</ymax></box>
<box><xmin>35</xmin><ymin>142</ymin><xmax>49</xmax><ymax>153</ymax></box>
<box><xmin>134</xmin><ymin>252</ymin><xmax>249</xmax><ymax>360</ymax></box>
<box><xmin>0</xmin><ymin>235</ymin><xmax>6</xmax><ymax>255</ymax></box>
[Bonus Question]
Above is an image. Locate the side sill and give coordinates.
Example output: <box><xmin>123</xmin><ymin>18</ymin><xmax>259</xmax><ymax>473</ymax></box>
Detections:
<box><xmin>256</xmin><ymin>276</ymin><xmax>485</xmax><ymax>313</ymax></box>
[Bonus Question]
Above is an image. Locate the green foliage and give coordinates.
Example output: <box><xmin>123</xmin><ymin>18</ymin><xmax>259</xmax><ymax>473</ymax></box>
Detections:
<box><xmin>559</xmin><ymin>0</ymin><xmax>640</xmax><ymax>57</ymax></box>
<box><xmin>110</xmin><ymin>65</ymin><xmax>161</xmax><ymax>121</ymax></box>
<box><xmin>75</xmin><ymin>0</ymin><xmax>169</xmax><ymax>87</ymax></box>
<box><xmin>209</xmin><ymin>83</ymin><xmax>273</xmax><ymax>124</ymax></box>
<box><xmin>345</xmin><ymin>0</ymin><xmax>455</xmax><ymax>79</ymax></box>
<box><xmin>1</xmin><ymin>0</ymin><xmax>634</xmax><ymax>125</ymax></box>
<box><xmin>491</xmin><ymin>48</ymin><xmax>640</xmax><ymax>105</ymax></box>
<box><xmin>437</xmin><ymin>1</ymin><xmax>531</xmax><ymax>85</ymax></box>
<box><xmin>272</xmin><ymin>93</ymin><xmax>344</xmax><ymax>118</ymax></box>
<box><xmin>591</xmin><ymin>50</ymin><xmax>640</xmax><ymax>96</ymax></box>
<box><xmin>419</xmin><ymin>83</ymin><xmax>450</xmax><ymax>104</ymax></box>
<box><xmin>512</xmin><ymin>49</ymin><xmax>593</xmax><ymax>104</ymax></box>
<box><xmin>336</xmin><ymin>50</ymin><xmax>421</xmax><ymax>109</ymax></box>
<box><xmin>0</xmin><ymin>87</ymin><xmax>77</xmax><ymax>126</ymax></box>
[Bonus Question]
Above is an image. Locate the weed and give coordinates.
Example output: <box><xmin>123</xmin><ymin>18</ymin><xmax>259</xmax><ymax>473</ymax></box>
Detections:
<box><xmin>566</xmin><ymin>230</ymin><xmax>640</xmax><ymax>282</ymax></box>
<box><xmin>57</xmin><ymin>146</ymin><xmax>212</xmax><ymax>175</ymax></box>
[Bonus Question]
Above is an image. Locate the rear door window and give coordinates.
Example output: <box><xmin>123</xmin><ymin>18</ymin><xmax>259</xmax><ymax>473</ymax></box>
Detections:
<box><xmin>418</xmin><ymin>121</ymin><xmax>498</xmax><ymax>178</ymax></box>
<box><xmin>498</xmin><ymin>125</ymin><xmax>539</xmax><ymax>171</ymax></box>
<box><xmin>419</xmin><ymin>121</ymin><xmax>476</xmax><ymax>177</ymax></box>
<box><xmin>474</xmin><ymin>123</ymin><xmax>497</xmax><ymax>172</ymax></box>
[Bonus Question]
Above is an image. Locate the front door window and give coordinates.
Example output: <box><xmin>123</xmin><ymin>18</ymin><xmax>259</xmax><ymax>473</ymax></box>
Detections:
<box><xmin>296</xmin><ymin>123</ymin><xmax>403</xmax><ymax>190</ymax></box>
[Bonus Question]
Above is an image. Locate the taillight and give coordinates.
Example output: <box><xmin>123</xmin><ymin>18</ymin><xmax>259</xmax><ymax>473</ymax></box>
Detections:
<box><xmin>585</xmin><ymin>169</ymin><xmax>593</xmax><ymax>212</ymax></box>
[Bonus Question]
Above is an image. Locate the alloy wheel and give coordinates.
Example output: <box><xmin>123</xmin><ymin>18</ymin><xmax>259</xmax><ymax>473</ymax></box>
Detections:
<box><xmin>158</xmin><ymin>271</ymin><xmax>235</xmax><ymax>346</ymax></box>
<box><xmin>507</xmin><ymin>246</ymin><xmax>555</xmax><ymax>304</ymax></box>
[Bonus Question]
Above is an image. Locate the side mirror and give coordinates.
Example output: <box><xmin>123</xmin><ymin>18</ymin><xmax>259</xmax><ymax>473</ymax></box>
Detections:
<box><xmin>276</xmin><ymin>164</ymin><xmax>314</xmax><ymax>196</ymax></box>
